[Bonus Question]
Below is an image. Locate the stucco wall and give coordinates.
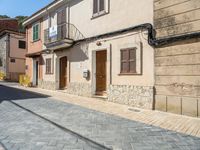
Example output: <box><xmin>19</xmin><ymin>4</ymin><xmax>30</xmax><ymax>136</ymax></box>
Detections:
<box><xmin>56</xmin><ymin>30</ymin><xmax>154</xmax><ymax>109</ymax></box>
<box><xmin>40</xmin><ymin>0</ymin><xmax>153</xmax><ymax>39</ymax></box>
<box><xmin>9</xmin><ymin>34</ymin><xmax>26</xmax><ymax>59</ymax></box>
<box><xmin>9</xmin><ymin>33</ymin><xmax>26</xmax><ymax>74</ymax></box>
<box><xmin>69</xmin><ymin>0</ymin><xmax>153</xmax><ymax>38</ymax></box>
<box><xmin>68</xmin><ymin>31</ymin><xmax>154</xmax><ymax>86</ymax></box>
<box><xmin>26</xmin><ymin>19</ymin><xmax>44</xmax><ymax>81</ymax></box>
<box><xmin>27</xmin><ymin>20</ymin><xmax>43</xmax><ymax>54</ymax></box>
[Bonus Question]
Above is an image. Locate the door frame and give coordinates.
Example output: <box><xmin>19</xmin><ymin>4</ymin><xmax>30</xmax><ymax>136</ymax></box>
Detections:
<box><xmin>95</xmin><ymin>50</ymin><xmax>107</xmax><ymax>95</ymax></box>
<box><xmin>59</xmin><ymin>56</ymin><xmax>68</xmax><ymax>89</ymax></box>
<box><xmin>91</xmin><ymin>46</ymin><xmax>111</xmax><ymax>96</ymax></box>
<box><xmin>32</xmin><ymin>59</ymin><xmax>39</xmax><ymax>86</ymax></box>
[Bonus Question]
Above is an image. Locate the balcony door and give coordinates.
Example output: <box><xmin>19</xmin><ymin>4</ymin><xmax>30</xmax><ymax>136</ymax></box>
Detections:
<box><xmin>57</xmin><ymin>8</ymin><xmax>66</xmax><ymax>40</ymax></box>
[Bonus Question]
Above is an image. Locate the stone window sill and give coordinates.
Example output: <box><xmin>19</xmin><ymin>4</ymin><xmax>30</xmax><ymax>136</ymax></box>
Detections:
<box><xmin>118</xmin><ymin>73</ymin><xmax>141</xmax><ymax>76</ymax></box>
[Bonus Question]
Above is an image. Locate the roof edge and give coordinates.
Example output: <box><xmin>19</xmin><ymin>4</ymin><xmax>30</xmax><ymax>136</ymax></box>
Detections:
<box><xmin>23</xmin><ymin>0</ymin><xmax>65</xmax><ymax>27</ymax></box>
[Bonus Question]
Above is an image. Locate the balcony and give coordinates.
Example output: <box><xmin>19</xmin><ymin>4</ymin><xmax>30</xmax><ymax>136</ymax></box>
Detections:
<box><xmin>44</xmin><ymin>23</ymin><xmax>84</xmax><ymax>50</ymax></box>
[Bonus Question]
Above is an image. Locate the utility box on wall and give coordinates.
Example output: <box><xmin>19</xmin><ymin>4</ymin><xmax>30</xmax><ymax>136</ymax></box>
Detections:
<box><xmin>83</xmin><ymin>69</ymin><xmax>89</xmax><ymax>79</ymax></box>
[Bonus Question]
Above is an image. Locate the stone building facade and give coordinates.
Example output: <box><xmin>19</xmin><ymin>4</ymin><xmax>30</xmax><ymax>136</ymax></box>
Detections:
<box><xmin>154</xmin><ymin>0</ymin><xmax>200</xmax><ymax>117</ymax></box>
<box><xmin>0</xmin><ymin>35</ymin><xmax>7</xmax><ymax>74</ymax></box>
<box><xmin>23</xmin><ymin>0</ymin><xmax>154</xmax><ymax>109</ymax></box>
<box><xmin>0</xmin><ymin>30</ymin><xmax>26</xmax><ymax>81</ymax></box>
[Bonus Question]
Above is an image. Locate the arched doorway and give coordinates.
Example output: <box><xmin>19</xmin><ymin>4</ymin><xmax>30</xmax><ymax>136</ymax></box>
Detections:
<box><xmin>59</xmin><ymin>56</ymin><xmax>67</xmax><ymax>89</ymax></box>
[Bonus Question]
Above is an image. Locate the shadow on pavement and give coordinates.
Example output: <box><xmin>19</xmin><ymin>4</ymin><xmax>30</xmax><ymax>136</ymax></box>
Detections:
<box><xmin>8</xmin><ymin>101</ymin><xmax>112</xmax><ymax>150</ymax></box>
<box><xmin>0</xmin><ymin>142</ymin><xmax>7</xmax><ymax>150</ymax></box>
<box><xmin>0</xmin><ymin>84</ymin><xmax>50</xmax><ymax>102</ymax></box>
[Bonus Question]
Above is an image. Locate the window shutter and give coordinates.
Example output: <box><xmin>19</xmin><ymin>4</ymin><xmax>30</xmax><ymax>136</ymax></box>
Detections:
<box><xmin>99</xmin><ymin>0</ymin><xmax>105</xmax><ymax>12</ymax></box>
<box><xmin>62</xmin><ymin>9</ymin><xmax>66</xmax><ymax>23</ymax></box>
<box><xmin>129</xmin><ymin>49</ymin><xmax>136</xmax><ymax>73</ymax></box>
<box><xmin>57</xmin><ymin>11</ymin><xmax>62</xmax><ymax>25</ymax></box>
<box><xmin>121</xmin><ymin>50</ymin><xmax>129</xmax><ymax>73</ymax></box>
<box><xmin>35</xmin><ymin>24</ymin><xmax>39</xmax><ymax>40</ymax></box>
<box><xmin>93</xmin><ymin>0</ymin><xmax>98</xmax><ymax>14</ymax></box>
<box><xmin>46</xmin><ymin>59</ymin><xmax>52</xmax><ymax>74</ymax></box>
<box><xmin>33</xmin><ymin>26</ymin><xmax>35</xmax><ymax>41</ymax></box>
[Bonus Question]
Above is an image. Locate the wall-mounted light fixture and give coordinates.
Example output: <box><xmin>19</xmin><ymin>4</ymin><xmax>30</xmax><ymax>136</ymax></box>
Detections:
<box><xmin>96</xmin><ymin>41</ymin><xmax>102</xmax><ymax>46</ymax></box>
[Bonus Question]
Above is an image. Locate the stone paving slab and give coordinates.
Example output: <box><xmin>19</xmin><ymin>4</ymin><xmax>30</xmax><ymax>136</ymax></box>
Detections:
<box><xmin>1</xmin><ymin>81</ymin><xmax>200</xmax><ymax>138</ymax></box>
<box><xmin>0</xmin><ymin>84</ymin><xmax>200</xmax><ymax>150</ymax></box>
<box><xmin>0</xmin><ymin>101</ymin><xmax>109</xmax><ymax>150</ymax></box>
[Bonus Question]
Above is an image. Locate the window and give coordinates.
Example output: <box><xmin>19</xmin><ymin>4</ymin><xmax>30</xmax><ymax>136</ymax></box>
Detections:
<box><xmin>32</xmin><ymin>23</ymin><xmax>40</xmax><ymax>41</ymax></box>
<box><xmin>93</xmin><ymin>0</ymin><xmax>105</xmax><ymax>16</ymax></box>
<box><xmin>46</xmin><ymin>58</ymin><xmax>52</xmax><ymax>74</ymax></box>
<box><xmin>0</xmin><ymin>58</ymin><xmax>2</xmax><ymax>67</ymax></box>
<box><xmin>10</xmin><ymin>58</ymin><xmax>15</xmax><ymax>63</ymax></box>
<box><xmin>18</xmin><ymin>40</ymin><xmax>26</xmax><ymax>49</ymax></box>
<box><xmin>120</xmin><ymin>48</ymin><xmax>136</xmax><ymax>74</ymax></box>
<box><xmin>26</xmin><ymin>65</ymin><xmax>28</xmax><ymax>70</ymax></box>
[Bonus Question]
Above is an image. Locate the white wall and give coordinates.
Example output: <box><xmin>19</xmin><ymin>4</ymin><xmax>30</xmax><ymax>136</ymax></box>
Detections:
<box><xmin>69</xmin><ymin>0</ymin><xmax>153</xmax><ymax>37</ymax></box>
<box><xmin>68</xmin><ymin>31</ymin><xmax>154</xmax><ymax>87</ymax></box>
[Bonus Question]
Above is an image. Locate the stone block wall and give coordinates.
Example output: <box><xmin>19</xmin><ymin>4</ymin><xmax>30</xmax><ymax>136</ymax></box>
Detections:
<box><xmin>38</xmin><ymin>80</ymin><xmax>56</xmax><ymax>91</ymax></box>
<box><xmin>155</xmin><ymin>39</ymin><xmax>200</xmax><ymax>117</ymax></box>
<box><xmin>0</xmin><ymin>35</ymin><xmax>7</xmax><ymax>74</ymax></box>
<box><xmin>108</xmin><ymin>85</ymin><xmax>154</xmax><ymax>109</ymax></box>
<box><xmin>154</xmin><ymin>0</ymin><xmax>200</xmax><ymax>39</ymax></box>
<box><xmin>66</xmin><ymin>82</ymin><xmax>92</xmax><ymax>97</ymax></box>
<box><xmin>154</xmin><ymin>0</ymin><xmax>200</xmax><ymax>117</ymax></box>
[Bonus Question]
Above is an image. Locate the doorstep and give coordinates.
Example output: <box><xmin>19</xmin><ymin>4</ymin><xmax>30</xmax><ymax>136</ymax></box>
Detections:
<box><xmin>92</xmin><ymin>95</ymin><xmax>108</xmax><ymax>100</ymax></box>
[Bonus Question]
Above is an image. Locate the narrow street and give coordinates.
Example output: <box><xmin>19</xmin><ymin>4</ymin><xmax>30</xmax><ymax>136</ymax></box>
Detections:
<box><xmin>0</xmin><ymin>84</ymin><xmax>199</xmax><ymax>150</ymax></box>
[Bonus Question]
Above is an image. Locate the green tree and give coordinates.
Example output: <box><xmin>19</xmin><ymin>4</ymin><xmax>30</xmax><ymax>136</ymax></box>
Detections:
<box><xmin>0</xmin><ymin>15</ymin><xmax>10</xmax><ymax>19</ymax></box>
<box><xmin>15</xmin><ymin>16</ymin><xmax>28</xmax><ymax>32</ymax></box>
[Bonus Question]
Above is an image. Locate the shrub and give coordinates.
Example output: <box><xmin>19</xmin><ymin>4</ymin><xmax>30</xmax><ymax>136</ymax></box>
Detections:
<box><xmin>0</xmin><ymin>72</ymin><xmax>5</xmax><ymax>80</ymax></box>
<box><xmin>19</xmin><ymin>74</ymin><xmax>32</xmax><ymax>87</ymax></box>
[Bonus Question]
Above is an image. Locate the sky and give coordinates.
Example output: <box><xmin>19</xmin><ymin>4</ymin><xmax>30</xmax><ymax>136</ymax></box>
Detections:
<box><xmin>0</xmin><ymin>0</ymin><xmax>54</xmax><ymax>18</ymax></box>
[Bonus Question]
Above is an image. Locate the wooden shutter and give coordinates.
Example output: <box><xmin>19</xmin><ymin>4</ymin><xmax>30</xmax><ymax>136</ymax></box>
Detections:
<box><xmin>33</xmin><ymin>26</ymin><xmax>36</xmax><ymax>41</ymax></box>
<box><xmin>62</xmin><ymin>9</ymin><xmax>66</xmax><ymax>23</ymax></box>
<box><xmin>99</xmin><ymin>0</ymin><xmax>105</xmax><ymax>12</ymax></box>
<box><xmin>46</xmin><ymin>59</ymin><xmax>52</xmax><ymax>74</ymax></box>
<box><xmin>121</xmin><ymin>48</ymin><xmax>137</xmax><ymax>74</ymax></box>
<box><xmin>33</xmin><ymin>24</ymin><xmax>39</xmax><ymax>41</ymax></box>
<box><xmin>57</xmin><ymin>11</ymin><xmax>62</xmax><ymax>25</ymax></box>
<box><xmin>93</xmin><ymin>0</ymin><xmax>98</xmax><ymax>14</ymax></box>
<box><xmin>129</xmin><ymin>49</ymin><xmax>136</xmax><ymax>73</ymax></box>
<box><xmin>121</xmin><ymin>50</ymin><xmax>129</xmax><ymax>73</ymax></box>
<box><xmin>35</xmin><ymin>24</ymin><xmax>39</xmax><ymax>40</ymax></box>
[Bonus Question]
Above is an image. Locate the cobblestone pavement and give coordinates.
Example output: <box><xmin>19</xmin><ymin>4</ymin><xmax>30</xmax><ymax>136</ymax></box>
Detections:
<box><xmin>0</xmin><ymin>85</ymin><xmax>200</xmax><ymax>150</ymax></box>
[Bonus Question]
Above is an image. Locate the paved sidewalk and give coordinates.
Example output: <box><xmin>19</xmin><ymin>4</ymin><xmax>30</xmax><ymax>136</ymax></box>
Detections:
<box><xmin>1</xmin><ymin>81</ymin><xmax>200</xmax><ymax>138</ymax></box>
<box><xmin>0</xmin><ymin>84</ymin><xmax>200</xmax><ymax>150</ymax></box>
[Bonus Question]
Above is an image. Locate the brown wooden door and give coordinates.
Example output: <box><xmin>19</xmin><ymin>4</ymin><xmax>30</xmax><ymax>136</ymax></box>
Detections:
<box><xmin>96</xmin><ymin>50</ymin><xmax>107</xmax><ymax>95</ymax></box>
<box><xmin>60</xmin><ymin>57</ymin><xmax>67</xmax><ymax>89</ymax></box>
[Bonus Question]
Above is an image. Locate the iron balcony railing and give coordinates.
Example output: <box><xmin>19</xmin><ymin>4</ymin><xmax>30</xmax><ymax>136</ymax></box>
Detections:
<box><xmin>44</xmin><ymin>23</ymin><xmax>84</xmax><ymax>44</ymax></box>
